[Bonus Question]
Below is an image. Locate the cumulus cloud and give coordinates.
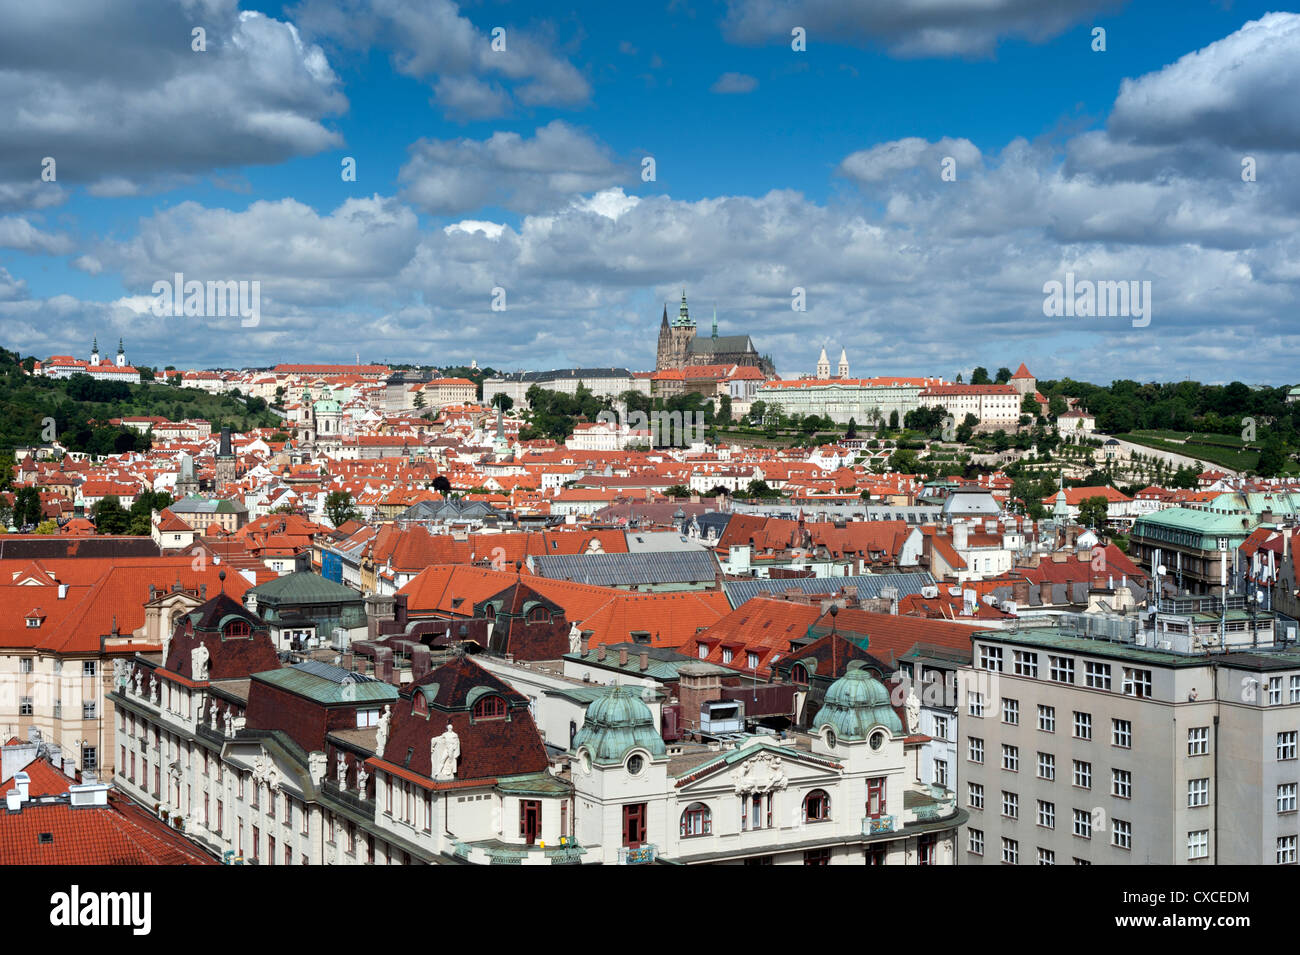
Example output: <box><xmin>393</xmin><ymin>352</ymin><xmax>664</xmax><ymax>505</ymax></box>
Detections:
<box><xmin>721</xmin><ymin>0</ymin><xmax>1125</xmax><ymax>57</ymax></box>
<box><xmin>0</xmin><ymin>0</ymin><xmax>345</xmax><ymax>206</ymax></box>
<box><xmin>290</xmin><ymin>0</ymin><xmax>589</xmax><ymax>119</ymax></box>
<box><xmin>397</xmin><ymin>121</ymin><xmax>630</xmax><ymax>216</ymax></box>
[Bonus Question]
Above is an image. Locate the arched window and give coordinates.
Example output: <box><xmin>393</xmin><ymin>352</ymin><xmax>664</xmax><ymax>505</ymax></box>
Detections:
<box><xmin>473</xmin><ymin>695</ymin><xmax>507</xmax><ymax>719</ymax></box>
<box><xmin>528</xmin><ymin>606</ymin><xmax>549</xmax><ymax>623</ymax></box>
<box><xmin>803</xmin><ymin>789</ymin><xmax>830</xmax><ymax>823</ymax></box>
<box><xmin>791</xmin><ymin>664</ymin><xmax>810</xmax><ymax>686</ymax></box>
<box><xmin>680</xmin><ymin>802</ymin><xmax>711</xmax><ymax>837</ymax></box>
<box><xmin>224</xmin><ymin>620</ymin><xmax>250</xmax><ymax>638</ymax></box>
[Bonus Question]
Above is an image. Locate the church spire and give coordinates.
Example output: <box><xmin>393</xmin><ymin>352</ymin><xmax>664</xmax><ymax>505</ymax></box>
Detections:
<box><xmin>712</xmin><ymin>304</ymin><xmax>718</xmax><ymax>340</ymax></box>
<box><xmin>676</xmin><ymin>288</ymin><xmax>692</xmax><ymax>327</ymax></box>
<box><xmin>661</xmin><ymin>303</ymin><xmax>668</xmax><ymax>328</ymax></box>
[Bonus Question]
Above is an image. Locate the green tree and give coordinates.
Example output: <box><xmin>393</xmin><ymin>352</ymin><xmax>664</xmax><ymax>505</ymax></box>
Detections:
<box><xmin>490</xmin><ymin>393</ymin><xmax>514</xmax><ymax>412</ymax></box>
<box><xmin>325</xmin><ymin>490</ymin><xmax>359</xmax><ymax>526</ymax></box>
<box><xmin>744</xmin><ymin>479</ymin><xmax>779</xmax><ymax>499</ymax></box>
<box><xmin>1076</xmin><ymin>495</ymin><xmax>1110</xmax><ymax>532</ymax></box>
<box><xmin>92</xmin><ymin>496</ymin><xmax>131</xmax><ymax>534</ymax></box>
<box><xmin>13</xmin><ymin>486</ymin><xmax>43</xmax><ymax>526</ymax></box>
<box><xmin>33</xmin><ymin>519</ymin><xmax>58</xmax><ymax>535</ymax></box>
<box><xmin>664</xmin><ymin>484</ymin><xmax>691</xmax><ymax>498</ymax></box>
<box><xmin>995</xmin><ymin>367</ymin><xmax>1013</xmax><ymax>384</ymax></box>
<box><xmin>971</xmin><ymin>367</ymin><xmax>992</xmax><ymax>385</ymax></box>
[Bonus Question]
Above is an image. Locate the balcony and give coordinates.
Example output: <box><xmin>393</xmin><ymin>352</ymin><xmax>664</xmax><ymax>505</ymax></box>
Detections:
<box><xmin>863</xmin><ymin>815</ymin><xmax>898</xmax><ymax>836</ymax></box>
<box><xmin>617</xmin><ymin>844</ymin><xmax>657</xmax><ymax>865</ymax></box>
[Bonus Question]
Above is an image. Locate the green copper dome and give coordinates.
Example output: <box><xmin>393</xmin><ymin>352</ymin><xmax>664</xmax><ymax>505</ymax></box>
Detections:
<box><xmin>572</xmin><ymin>685</ymin><xmax>667</xmax><ymax>765</ymax></box>
<box><xmin>812</xmin><ymin>668</ymin><xmax>903</xmax><ymax>741</ymax></box>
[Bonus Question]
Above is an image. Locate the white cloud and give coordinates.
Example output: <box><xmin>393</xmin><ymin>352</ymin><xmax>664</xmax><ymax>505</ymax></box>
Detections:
<box><xmin>711</xmin><ymin>72</ymin><xmax>759</xmax><ymax>94</ymax></box>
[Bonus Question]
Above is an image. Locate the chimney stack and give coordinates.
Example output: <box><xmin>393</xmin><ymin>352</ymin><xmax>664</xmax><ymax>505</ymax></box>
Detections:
<box><xmin>619</xmin><ymin>647</ymin><xmax>629</xmax><ymax>666</ymax></box>
<box><xmin>639</xmin><ymin>650</ymin><xmax>649</xmax><ymax>672</ymax></box>
<box><xmin>597</xmin><ymin>644</ymin><xmax>607</xmax><ymax>662</ymax></box>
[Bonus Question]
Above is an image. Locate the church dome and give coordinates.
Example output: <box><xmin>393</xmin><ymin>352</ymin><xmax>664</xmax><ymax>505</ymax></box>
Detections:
<box><xmin>812</xmin><ymin>667</ymin><xmax>902</xmax><ymax>741</ymax></box>
<box><xmin>572</xmin><ymin>684</ymin><xmax>666</xmax><ymax>765</ymax></box>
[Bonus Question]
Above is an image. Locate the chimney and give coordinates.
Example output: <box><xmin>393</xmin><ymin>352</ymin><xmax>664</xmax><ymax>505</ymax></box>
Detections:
<box><xmin>619</xmin><ymin>647</ymin><xmax>629</xmax><ymax>666</ymax></box>
<box><xmin>953</xmin><ymin>522</ymin><xmax>969</xmax><ymax>551</ymax></box>
<box><xmin>597</xmin><ymin>644</ymin><xmax>607</xmax><ymax>662</ymax></box>
<box><xmin>639</xmin><ymin>650</ymin><xmax>649</xmax><ymax>672</ymax></box>
<box><xmin>12</xmin><ymin>772</ymin><xmax>29</xmax><ymax>802</ymax></box>
<box><xmin>410</xmin><ymin>644</ymin><xmax>431</xmax><ymax>681</ymax></box>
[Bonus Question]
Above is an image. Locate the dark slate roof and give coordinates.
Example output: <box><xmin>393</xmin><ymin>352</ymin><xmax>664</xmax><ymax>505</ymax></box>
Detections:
<box><xmin>722</xmin><ymin>571</ymin><xmax>937</xmax><ymax>609</ymax></box>
<box><xmin>528</xmin><ymin>550</ymin><xmax>719</xmax><ymax>587</ymax></box>
<box><xmin>689</xmin><ymin>335</ymin><xmax>755</xmax><ymax>355</ymax></box>
<box><xmin>487</xmin><ymin>368</ymin><xmax>632</xmax><ymax>383</ymax></box>
<box><xmin>397</xmin><ymin>499</ymin><xmax>502</xmax><ymax>521</ymax></box>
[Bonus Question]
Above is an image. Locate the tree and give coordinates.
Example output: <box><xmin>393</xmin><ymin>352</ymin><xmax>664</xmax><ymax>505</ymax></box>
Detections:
<box><xmin>413</xmin><ymin>390</ymin><xmax>426</xmax><ymax>410</ymax></box>
<box><xmin>995</xmin><ymin>367</ymin><xmax>1013</xmax><ymax>384</ymax></box>
<box><xmin>664</xmin><ymin>484</ymin><xmax>691</xmax><ymax>498</ymax></box>
<box><xmin>432</xmin><ymin>475</ymin><xmax>452</xmax><ymax>497</ymax></box>
<box><xmin>971</xmin><ymin>367</ymin><xmax>992</xmax><ymax>385</ymax></box>
<box><xmin>744</xmin><ymin>479</ymin><xmax>779</xmax><ymax>499</ymax></box>
<box><xmin>33</xmin><ymin>519</ymin><xmax>58</xmax><ymax>535</ymax></box>
<box><xmin>91</xmin><ymin>496</ymin><xmax>131</xmax><ymax>535</ymax></box>
<box><xmin>13</xmin><ymin>486</ymin><xmax>43</xmax><ymax>527</ymax></box>
<box><xmin>956</xmin><ymin>413</ymin><xmax>979</xmax><ymax>444</ymax></box>
<box><xmin>1021</xmin><ymin>393</ymin><xmax>1041</xmax><ymax>416</ymax></box>
<box><xmin>888</xmin><ymin>410</ymin><xmax>900</xmax><ymax>430</ymax></box>
<box><xmin>845</xmin><ymin>417</ymin><xmax>857</xmax><ymax>439</ymax></box>
<box><xmin>1076</xmin><ymin>495</ymin><xmax>1110</xmax><ymax>532</ymax></box>
<box><xmin>718</xmin><ymin>394</ymin><xmax>732</xmax><ymax>424</ymax></box>
<box><xmin>707</xmin><ymin>485</ymin><xmax>730</xmax><ymax>498</ymax></box>
<box><xmin>325</xmin><ymin>490</ymin><xmax>359</xmax><ymax>526</ymax></box>
<box><xmin>490</xmin><ymin>393</ymin><xmax>514</xmax><ymax>412</ymax></box>
<box><xmin>749</xmin><ymin>400</ymin><xmax>767</xmax><ymax>424</ymax></box>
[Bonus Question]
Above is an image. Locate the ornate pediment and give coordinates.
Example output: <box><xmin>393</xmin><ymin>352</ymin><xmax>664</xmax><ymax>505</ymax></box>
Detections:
<box><xmin>734</xmin><ymin>752</ymin><xmax>787</xmax><ymax>794</ymax></box>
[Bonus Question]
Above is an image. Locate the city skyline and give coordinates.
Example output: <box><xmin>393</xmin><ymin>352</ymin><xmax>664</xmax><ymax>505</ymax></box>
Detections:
<box><xmin>0</xmin><ymin>0</ymin><xmax>1296</xmax><ymax>382</ymax></box>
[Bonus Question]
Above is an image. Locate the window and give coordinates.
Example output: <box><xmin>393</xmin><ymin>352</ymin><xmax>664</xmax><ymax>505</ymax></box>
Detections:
<box><xmin>680</xmin><ymin>802</ymin><xmax>711</xmax><ymax>837</ymax></box>
<box><xmin>1073</xmin><ymin>712</ymin><xmax>1092</xmax><ymax>741</ymax></box>
<box><xmin>866</xmin><ymin>778</ymin><xmax>887</xmax><ymax>818</ymax></box>
<box><xmin>1049</xmin><ymin>656</ymin><xmax>1075</xmax><ymax>684</ymax></box>
<box><xmin>1073</xmin><ymin>809</ymin><xmax>1092</xmax><ymax>839</ymax></box>
<box><xmin>83</xmin><ymin>660</ymin><xmax>97</xmax><ymax>677</ymax></box>
<box><xmin>520</xmin><ymin>800</ymin><xmax>543</xmax><ymax>845</ymax></box>
<box><xmin>803</xmin><ymin>789</ymin><xmax>831</xmax><ymax>823</ymax></box>
<box><xmin>224</xmin><ymin>620</ymin><xmax>250</xmax><ymax>638</ymax></box>
<box><xmin>1188</xmin><ymin>726</ymin><xmax>1209</xmax><ymax>756</ymax></box>
<box><xmin>355</xmin><ymin>709</ymin><xmax>379</xmax><ymax>728</ymax></box>
<box><xmin>473</xmin><ymin>695</ymin><xmax>508</xmax><ymax>720</ymax></box>
<box><xmin>1278</xmin><ymin>836</ymin><xmax>1298</xmax><ymax>865</ymax></box>
<box><xmin>740</xmin><ymin>792</ymin><xmax>772</xmax><ymax>831</ymax></box>
<box><xmin>19</xmin><ymin>658</ymin><xmax>32</xmax><ymax>674</ymax></box>
<box><xmin>803</xmin><ymin>849</ymin><xmax>831</xmax><ymax>866</ymax></box>
<box><xmin>1038</xmin><ymin>705</ymin><xmax>1055</xmax><ymax>733</ymax></box>
<box><xmin>865</xmin><ymin>845</ymin><xmax>886</xmax><ymax>865</ymax></box>
<box><xmin>19</xmin><ymin>697</ymin><xmax>32</xmax><ymax>716</ymax></box>
<box><xmin>1001</xmin><ymin>744</ymin><xmax>1019</xmax><ymax>772</ymax></box>
<box><xmin>1291</xmin><ymin>675</ymin><xmax>1300</xmax><ymax>704</ymax></box>
<box><xmin>1112</xmin><ymin>719</ymin><xmax>1132</xmax><ymax>749</ymax></box>
<box><xmin>1038</xmin><ymin>847</ymin><xmax>1055</xmax><ymax>865</ymax></box>
<box><xmin>721</xmin><ymin>649</ymin><xmax>733</xmax><ymax>664</ymax></box>
<box><xmin>932</xmin><ymin>716</ymin><xmax>949</xmax><ymax>740</ymax></box>
<box><xmin>1001</xmin><ymin>791</ymin><xmax>1019</xmax><ymax>819</ymax></box>
<box><xmin>791</xmin><ymin>664</ymin><xmax>809</xmax><ymax>686</ymax></box>
<box><xmin>1270</xmin><ymin>677</ymin><xmax>1283</xmax><ymax>706</ymax></box>
<box><xmin>1188</xmin><ymin>830</ymin><xmax>1209</xmax><ymax>860</ymax></box>
<box><xmin>1034</xmin><ymin>748</ymin><xmax>1055</xmax><ymax>779</ymax></box>
<box><xmin>933</xmin><ymin>759</ymin><xmax>948</xmax><ymax>788</ymax></box>
<box><xmin>1014</xmin><ymin>650</ymin><xmax>1038</xmax><ymax>678</ymax></box>
<box><xmin>968</xmin><ymin>737</ymin><xmax>984</xmax><ymax>764</ymax></box>
<box><xmin>697</xmin><ymin>644</ymin><xmax>709</xmax><ymax>660</ymax></box>
<box><xmin>83</xmin><ymin>701</ymin><xmax>97</xmax><ymax>720</ymax></box>
<box><xmin>1001</xmin><ymin>837</ymin><xmax>1018</xmax><ymax>864</ymax></box>
<box><xmin>967</xmin><ymin>692</ymin><xmax>985</xmax><ymax>717</ymax></box>
<box><xmin>1002</xmin><ymin>699</ymin><xmax>1019</xmax><ymax>725</ymax></box>
<box><xmin>1072</xmin><ymin>761</ymin><xmax>1092</xmax><ymax>790</ymax></box>
<box><xmin>1279</xmin><ymin>731</ymin><xmax>1297</xmax><ymax>761</ymax></box>
<box><xmin>1112</xmin><ymin>769</ymin><xmax>1132</xmax><ymax>799</ymax></box>
<box><xmin>1112</xmin><ymin>819</ymin><xmax>1132</xmax><ymax>850</ymax></box>
<box><xmin>917</xmin><ymin>833</ymin><xmax>938</xmax><ymax>866</ymax></box>
<box><xmin>1278</xmin><ymin>783</ymin><xmax>1297</xmax><ymax>813</ymax></box>
<box><xmin>969</xmin><ymin>828</ymin><xmax>984</xmax><ymax>855</ymax></box>
<box><xmin>1037</xmin><ymin>800</ymin><xmax>1055</xmax><ymax>829</ymax></box>
<box><xmin>1084</xmin><ymin>661</ymin><xmax>1111</xmax><ymax>690</ymax></box>
<box><xmin>967</xmin><ymin>782</ymin><xmax>984</xmax><ymax>810</ymax></box>
<box><xmin>746</xmin><ymin>652</ymin><xmax>759</xmax><ymax>670</ymax></box>
<box><xmin>1188</xmin><ymin>778</ymin><xmax>1209</xmax><ymax>807</ymax></box>
<box><xmin>979</xmin><ymin>645</ymin><xmax>1004</xmax><ymax>671</ymax></box>
<box><xmin>1122</xmin><ymin>667</ymin><xmax>1152</xmax><ymax>699</ymax></box>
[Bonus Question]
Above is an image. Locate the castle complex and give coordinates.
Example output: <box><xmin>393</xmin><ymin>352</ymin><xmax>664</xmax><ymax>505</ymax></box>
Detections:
<box><xmin>655</xmin><ymin>291</ymin><xmax>773</xmax><ymax>376</ymax></box>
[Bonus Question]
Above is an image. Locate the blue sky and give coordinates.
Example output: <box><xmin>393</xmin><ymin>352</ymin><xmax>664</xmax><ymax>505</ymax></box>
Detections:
<box><xmin>1</xmin><ymin>0</ymin><xmax>1298</xmax><ymax>384</ymax></box>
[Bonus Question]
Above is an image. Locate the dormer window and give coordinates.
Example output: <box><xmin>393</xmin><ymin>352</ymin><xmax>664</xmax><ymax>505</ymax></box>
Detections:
<box><xmin>528</xmin><ymin>607</ymin><xmax>548</xmax><ymax>623</ymax></box>
<box><xmin>224</xmin><ymin>620</ymin><xmax>250</xmax><ymax>638</ymax></box>
<box><xmin>473</xmin><ymin>695</ymin><xmax>507</xmax><ymax>720</ymax></box>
